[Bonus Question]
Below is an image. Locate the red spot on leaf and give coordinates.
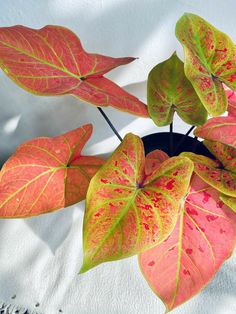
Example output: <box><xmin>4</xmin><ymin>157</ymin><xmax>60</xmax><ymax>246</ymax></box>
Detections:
<box><xmin>202</xmin><ymin>191</ymin><xmax>211</xmax><ymax>203</ymax></box>
<box><xmin>165</xmin><ymin>179</ymin><xmax>175</xmax><ymax>190</ymax></box>
<box><xmin>206</xmin><ymin>215</ymin><xmax>218</xmax><ymax>222</ymax></box>
<box><xmin>198</xmin><ymin>246</ymin><xmax>204</xmax><ymax>253</ymax></box>
<box><xmin>187</xmin><ymin>208</ymin><xmax>198</xmax><ymax>216</ymax></box>
<box><xmin>114</xmin><ymin>188</ymin><xmax>122</xmax><ymax>193</ymax></box>
<box><xmin>148</xmin><ymin>260</ymin><xmax>155</xmax><ymax>267</ymax></box>
<box><xmin>101</xmin><ymin>179</ymin><xmax>108</xmax><ymax>184</ymax></box>
<box><xmin>217</xmin><ymin>201</ymin><xmax>224</xmax><ymax>208</ymax></box>
<box><xmin>186</xmin><ymin>248</ymin><xmax>193</xmax><ymax>255</ymax></box>
<box><xmin>143</xmin><ymin>223</ymin><xmax>150</xmax><ymax>230</ymax></box>
<box><xmin>183</xmin><ymin>269</ymin><xmax>190</xmax><ymax>276</ymax></box>
<box><xmin>186</xmin><ymin>222</ymin><xmax>193</xmax><ymax>230</ymax></box>
<box><xmin>200</xmin><ymin>227</ymin><xmax>205</xmax><ymax>232</ymax></box>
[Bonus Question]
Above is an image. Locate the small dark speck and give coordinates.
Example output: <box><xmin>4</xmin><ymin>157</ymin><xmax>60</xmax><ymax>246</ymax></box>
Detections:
<box><xmin>35</xmin><ymin>302</ymin><xmax>40</xmax><ymax>307</ymax></box>
<box><xmin>59</xmin><ymin>310</ymin><xmax>63</xmax><ymax>313</ymax></box>
<box><xmin>11</xmin><ymin>294</ymin><xmax>16</xmax><ymax>299</ymax></box>
<box><xmin>211</xmin><ymin>74</ymin><xmax>218</xmax><ymax>80</ymax></box>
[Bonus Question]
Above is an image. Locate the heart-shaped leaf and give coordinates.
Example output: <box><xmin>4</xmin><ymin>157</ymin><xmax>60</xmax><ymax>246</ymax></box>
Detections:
<box><xmin>194</xmin><ymin>116</ymin><xmax>236</xmax><ymax>148</ymax></box>
<box><xmin>0</xmin><ymin>124</ymin><xmax>104</xmax><ymax>218</ymax></box>
<box><xmin>0</xmin><ymin>25</ymin><xmax>148</xmax><ymax>117</ymax></box>
<box><xmin>147</xmin><ymin>52</ymin><xmax>207</xmax><ymax>126</ymax></box>
<box><xmin>139</xmin><ymin>174</ymin><xmax>236</xmax><ymax>312</ymax></box>
<box><xmin>181</xmin><ymin>152</ymin><xmax>236</xmax><ymax>198</ymax></box>
<box><xmin>80</xmin><ymin>134</ymin><xmax>194</xmax><ymax>273</ymax></box>
<box><xmin>145</xmin><ymin>149</ymin><xmax>169</xmax><ymax>176</ymax></box>
<box><xmin>176</xmin><ymin>13</ymin><xmax>236</xmax><ymax>116</ymax></box>
<box><xmin>224</xmin><ymin>84</ymin><xmax>236</xmax><ymax>117</ymax></box>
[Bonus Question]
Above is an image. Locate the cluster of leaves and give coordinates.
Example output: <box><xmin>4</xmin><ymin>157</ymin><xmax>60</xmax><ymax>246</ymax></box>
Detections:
<box><xmin>0</xmin><ymin>12</ymin><xmax>235</xmax><ymax>313</ymax></box>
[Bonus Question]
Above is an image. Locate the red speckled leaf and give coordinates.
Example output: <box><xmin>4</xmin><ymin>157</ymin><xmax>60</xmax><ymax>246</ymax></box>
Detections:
<box><xmin>80</xmin><ymin>134</ymin><xmax>193</xmax><ymax>273</ymax></box>
<box><xmin>0</xmin><ymin>25</ymin><xmax>148</xmax><ymax>117</ymax></box>
<box><xmin>204</xmin><ymin>140</ymin><xmax>236</xmax><ymax>172</ymax></box>
<box><xmin>224</xmin><ymin>84</ymin><xmax>236</xmax><ymax>117</ymax></box>
<box><xmin>176</xmin><ymin>13</ymin><xmax>236</xmax><ymax>116</ymax></box>
<box><xmin>139</xmin><ymin>175</ymin><xmax>236</xmax><ymax>312</ymax></box>
<box><xmin>147</xmin><ymin>53</ymin><xmax>207</xmax><ymax>126</ymax></box>
<box><xmin>145</xmin><ymin>149</ymin><xmax>169</xmax><ymax>176</ymax></box>
<box><xmin>194</xmin><ymin>116</ymin><xmax>236</xmax><ymax>148</ymax></box>
<box><xmin>0</xmin><ymin>124</ymin><xmax>104</xmax><ymax>218</ymax></box>
<box><xmin>182</xmin><ymin>152</ymin><xmax>236</xmax><ymax>198</ymax></box>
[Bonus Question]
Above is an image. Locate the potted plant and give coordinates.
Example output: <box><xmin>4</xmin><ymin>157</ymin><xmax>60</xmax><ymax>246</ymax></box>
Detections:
<box><xmin>0</xmin><ymin>13</ymin><xmax>235</xmax><ymax>312</ymax></box>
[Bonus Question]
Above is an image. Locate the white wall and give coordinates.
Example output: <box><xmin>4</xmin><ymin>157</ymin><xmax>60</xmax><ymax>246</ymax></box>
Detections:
<box><xmin>0</xmin><ymin>1</ymin><xmax>236</xmax><ymax>313</ymax></box>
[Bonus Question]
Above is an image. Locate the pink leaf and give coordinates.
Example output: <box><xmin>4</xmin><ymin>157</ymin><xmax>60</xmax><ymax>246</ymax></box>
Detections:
<box><xmin>139</xmin><ymin>175</ymin><xmax>236</xmax><ymax>311</ymax></box>
<box><xmin>0</xmin><ymin>25</ymin><xmax>148</xmax><ymax>117</ymax></box>
<box><xmin>0</xmin><ymin>124</ymin><xmax>104</xmax><ymax>217</ymax></box>
<box><xmin>194</xmin><ymin>116</ymin><xmax>236</xmax><ymax>148</ymax></box>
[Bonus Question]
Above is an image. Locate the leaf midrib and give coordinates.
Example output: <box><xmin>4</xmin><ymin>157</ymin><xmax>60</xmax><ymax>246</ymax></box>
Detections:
<box><xmin>0</xmin><ymin>164</ymin><xmax>92</xmax><ymax>209</ymax></box>
<box><xmin>0</xmin><ymin>39</ymin><xmax>83</xmax><ymax>80</ymax></box>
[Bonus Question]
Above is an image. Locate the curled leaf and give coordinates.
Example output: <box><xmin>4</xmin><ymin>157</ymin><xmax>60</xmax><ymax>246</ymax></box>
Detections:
<box><xmin>147</xmin><ymin>53</ymin><xmax>207</xmax><ymax>126</ymax></box>
<box><xmin>176</xmin><ymin>13</ymin><xmax>236</xmax><ymax>116</ymax></box>
<box><xmin>0</xmin><ymin>124</ymin><xmax>104</xmax><ymax>218</ymax></box>
<box><xmin>0</xmin><ymin>25</ymin><xmax>148</xmax><ymax>117</ymax></box>
<box><xmin>139</xmin><ymin>175</ymin><xmax>236</xmax><ymax>312</ymax></box>
<box><xmin>80</xmin><ymin>134</ymin><xmax>194</xmax><ymax>273</ymax></box>
<box><xmin>194</xmin><ymin>116</ymin><xmax>236</xmax><ymax>148</ymax></box>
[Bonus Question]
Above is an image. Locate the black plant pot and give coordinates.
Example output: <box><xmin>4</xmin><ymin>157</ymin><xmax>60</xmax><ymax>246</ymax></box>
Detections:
<box><xmin>142</xmin><ymin>132</ymin><xmax>214</xmax><ymax>158</ymax></box>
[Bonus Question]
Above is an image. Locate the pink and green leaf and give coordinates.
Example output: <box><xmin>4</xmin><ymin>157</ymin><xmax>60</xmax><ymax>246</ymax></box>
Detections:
<box><xmin>176</xmin><ymin>13</ymin><xmax>236</xmax><ymax>116</ymax></box>
<box><xmin>182</xmin><ymin>152</ymin><xmax>236</xmax><ymax>197</ymax></box>
<box><xmin>147</xmin><ymin>52</ymin><xmax>207</xmax><ymax>126</ymax></box>
<box><xmin>0</xmin><ymin>124</ymin><xmax>104</xmax><ymax>218</ymax></box>
<box><xmin>0</xmin><ymin>25</ymin><xmax>148</xmax><ymax>117</ymax></box>
<box><xmin>194</xmin><ymin>116</ymin><xmax>236</xmax><ymax>148</ymax></box>
<box><xmin>80</xmin><ymin>134</ymin><xmax>194</xmax><ymax>273</ymax></box>
<box><xmin>139</xmin><ymin>175</ymin><xmax>236</xmax><ymax>312</ymax></box>
<box><xmin>203</xmin><ymin>140</ymin><xmax>236</xmax><ymax>172</ymax></box>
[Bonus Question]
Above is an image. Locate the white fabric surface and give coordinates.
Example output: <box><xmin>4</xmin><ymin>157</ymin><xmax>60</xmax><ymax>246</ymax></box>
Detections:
<box><xmin>0</xmin><ymin>1</ymin><xmax>236</xmax><ymax>313</ymax></box>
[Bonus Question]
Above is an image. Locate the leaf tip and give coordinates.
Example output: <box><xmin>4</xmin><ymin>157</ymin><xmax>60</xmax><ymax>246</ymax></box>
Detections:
<box><xmin>79</xmin><ymin>262</ymin><xmax>90</xmax><ymax>274</ymax></box>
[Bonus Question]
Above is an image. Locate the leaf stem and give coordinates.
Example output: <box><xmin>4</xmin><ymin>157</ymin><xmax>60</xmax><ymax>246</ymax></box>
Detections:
<box><xmin>173</xmin><ymin>126</ymin><xmax>195</xmax><ymax>155</ymax></box>
<box><xmin>97</xmin><ymin>107</ymin><xmax>123</xmax><ymax>142</ymax></box>
<box><xmin>169</xmin><ymin>122</ymin><xmax>173</xmax><ymax>156</ymax></box>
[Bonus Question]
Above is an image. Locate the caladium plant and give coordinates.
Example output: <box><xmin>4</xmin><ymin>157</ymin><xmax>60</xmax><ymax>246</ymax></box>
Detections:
<box><xmin>0</xmin><ymin>12</ymin><xmax>235</xmax><ymax>313</ymax></box>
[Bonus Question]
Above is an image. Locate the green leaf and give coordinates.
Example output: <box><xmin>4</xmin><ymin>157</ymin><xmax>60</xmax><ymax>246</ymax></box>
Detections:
<box><xmin>147</xmin><ymin>52</ymin><xmax>207</xmax><ymax>126</ymax></box>
<box><xmin>80</xmin><ymin>134</ymin><xmax>194</xmax><ymax>273</ymax></box>
<box><xmin>176</xmin><ymin>13</ymin><xmax>236</xmax><ymax>116</ymax></box>
<box><xmin>220</xmin><ymin>194</ymin><xmax>236</xmax><ymax>212</ymax></box>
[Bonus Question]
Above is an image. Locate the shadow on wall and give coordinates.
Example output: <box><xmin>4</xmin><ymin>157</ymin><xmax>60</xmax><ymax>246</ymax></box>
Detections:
<box><xmin>0</xmin><ymin>79</ymin><xmax>150</xmax><ymax>166</ymax></box>
<box><xmin>0</xmin><ymin>0</ymin><xmax>180</xmax><ymax>165</ymax></box>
